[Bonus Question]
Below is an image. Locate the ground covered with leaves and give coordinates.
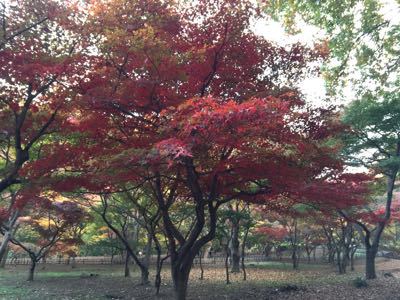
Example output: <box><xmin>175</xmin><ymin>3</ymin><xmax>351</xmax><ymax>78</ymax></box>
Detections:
<box><xmin>0</xmin><ymin>258</ymin><xmax>399</xmax><ymax>299</ymax></box>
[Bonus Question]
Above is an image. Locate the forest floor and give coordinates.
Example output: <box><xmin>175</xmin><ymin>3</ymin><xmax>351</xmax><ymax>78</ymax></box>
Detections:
<box><xmin>0</xmin><ymin>258</ymin><xmax>399</xmax><ymax>299</ymax></box>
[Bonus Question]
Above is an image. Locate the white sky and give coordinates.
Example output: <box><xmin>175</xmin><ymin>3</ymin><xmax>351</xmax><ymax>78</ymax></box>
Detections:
<box><xmin>253</xmin><ymin>18</ymin><xmax>330</xmax><ymax>107</ymax></box>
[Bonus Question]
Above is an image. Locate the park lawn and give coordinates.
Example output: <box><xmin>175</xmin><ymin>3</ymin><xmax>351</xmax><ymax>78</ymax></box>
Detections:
<box><xmin>0</xmin><ymin>259</ymin><xmax>399</xmax><ymax>299</ymax></box>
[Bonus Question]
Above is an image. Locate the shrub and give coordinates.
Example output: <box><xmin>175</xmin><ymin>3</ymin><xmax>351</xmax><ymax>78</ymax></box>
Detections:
<box><xmin>353</xmin><ymin>277</ymin><xmax>368</xmax><ymax>288</ymax></box>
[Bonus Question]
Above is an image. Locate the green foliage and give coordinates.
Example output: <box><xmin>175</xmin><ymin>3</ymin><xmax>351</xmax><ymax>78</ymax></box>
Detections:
<box><xmin>342</xmin><ymin>94</ymin><xmax>400</xmax><ymax>173</ymax></box>
<box><xmin>267</xmin><ymin>0</ymin><xmax>399</xmax><ymax>98</ymax></box>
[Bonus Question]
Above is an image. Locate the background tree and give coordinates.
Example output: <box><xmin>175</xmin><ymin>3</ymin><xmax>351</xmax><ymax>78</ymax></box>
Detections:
<box><xmin>267</xmin><ymin>0</ymin><xmax>400</xmax><ymax>279</ymax></box>
<box><xmin>11</xmin><ymin>199</ymin><xmax>86</xmax><ymax>281</ymax></box>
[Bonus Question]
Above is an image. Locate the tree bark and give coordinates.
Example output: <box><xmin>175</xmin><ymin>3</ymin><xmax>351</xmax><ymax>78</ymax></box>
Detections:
<box><xmin>0</xmin><ymin>246</ymin><xmax>9</xmax><ymax>268</ymax></box>
<box><xmin>366</xmin><ymin>246</ymin><xmax>378</xmax><ymax>279</ymax></box>
<box><xmin>230</xmin><ymin>221</ymin><xmax>240</xmax><ymax>273</ymax></box>
<box><xmin>291</xmin><ymin>219</ymin><xmax>299</xmax><ymax>270</ymax></box>
<box><xmin>225</xmin><ymin>245</ymin><xmax>230</xmax><ymax>285</ymax></box>
<box><xmin>172</xmin><ymin>263</ymin><xmax>191</xmax><ymax>300</ymax></box>
<box><xmin>0</xmin><ymin>211</ymin><xmax>19</xmax><ymax>263</ymax></box>
<box><xmin>144</xmin><ymin>232</ymin><xmax>152</xmax><ymax>269</ymax></box>
<box><xmin>27</xmin><ymin>259</ymin><xmax>36</xmax><ymax>281</ymax></box>
<box><xmin>198</xmin><ymin>251</ymin><xmax>204</xmax><ymax>280</ymax></box>
<box><xmin>124</xmin><ymin>251</ymin><xmax>130</xmax><ymax>277</ymax></box>
<box><xmin>241</xmin><ymin>226</ymin><xmax>249</xmax><ymax>281</ymax></box>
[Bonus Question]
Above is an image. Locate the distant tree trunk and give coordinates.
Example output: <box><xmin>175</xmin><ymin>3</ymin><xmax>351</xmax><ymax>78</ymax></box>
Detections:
<box><xmin>305</xmin><ymin>247</ymin><xmax>312</xmax><ymax>264</ymax></box>
<box><xmin>323</xmin><ymin>226</ymin><xmax>335</xmax><ymax>264</ymax></box>
<box><xmin>241</xmin><ymin>226</ymin><xmax>249</xmax><ymax>281</ymax></box>
<box><xmin>365</xmin><ymin>245</ymin><xmax>378</xmax><ymax>279</ymax></box>
<box><xmin>292</xmin><ymin>249</ymin><xmax>299</xmax><ymax>270</ymax></box>
<box><xmin>291</xmin><ymin>219</ymin><xmax>299</xmax><ymax>270</ymax></box>
<box><xmin>0</xmin><ymin>211</ymin><xmax>19</xmax><ymax>263</ymax></box>
<box><xmin>154</xmin><ymin>239</ymin><xmax>162</xmax><ymax>295</ymax></box>
<box><xmin>350</xmin><ymin>248</ymin><xmax>356</xmax><ymax>271</ymax></box>
<box><xmin>27</xmin><ymin>258</ymin><xmax>37</xmax><ymax>281</ymax></box>
<box><xmin>144</xmin><ymin>233</ymin><xmax>152</xmax><ymax>269</ymax></box>
<box><xmin>313</xmin><ymin>247</ymin><xmax>316</xmax><ymax>262</ymax></box>
<box><xmin>230</xmin><ymin>220</ymin><xmax>240</xmax><ymax>273</ymax></box>
<box><xmin>225</xmin><ymin>244</ymin><xmax>230</xmax><ymax>285</ymax></box>
<box><xmin>71</xmin><ymin>256</ymin><xmax>76</xmax><ymax>269</ymax></box>
<box><xmin>41</xmin><ymin>254</ymin><xmax>46</xmax><ymax>270</ymax></box>
<box><xmin>0</xmin><ymin>234</ymin><xmax>11</xmax><ymax>264</ymax></box>
<box><xmin>110</xmin><ymin>250</ymin><xmax>115</xmax><ymax>264</ymax></box>
<box><xmin>336</xmin><ymin>250</ymin><xmax>345</xmax><ymax>274</ymax></box>
<box><xmin>0</xmin><ymin>246</ymin><xmax>9</xmax><ymax>268</ymax></box>
<box><xmin>198</xmin><ymin>250</ymin><xmax>204</xmax><ymax>280</ymax></box>
<box><xmin>124</xmin><ymin>251</ymin><xmax>130</xmax><ymax>277</ymax></box>
<box><xmin>263</xmin><ymin>244</ymin><xmax>273</xmax><ymax>259</ymax></box>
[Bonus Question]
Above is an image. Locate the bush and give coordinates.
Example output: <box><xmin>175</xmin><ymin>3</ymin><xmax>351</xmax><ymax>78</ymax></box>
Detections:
<box><xmin>353</xmin><ymin>277</ymin><xmax>368</xmax><ymax>288</ymax></box>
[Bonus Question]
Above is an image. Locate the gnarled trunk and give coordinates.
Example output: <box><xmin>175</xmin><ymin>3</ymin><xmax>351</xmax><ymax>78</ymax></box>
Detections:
<box><xmin>171</xmin><ymin>260</ymin><xmax>192</xmax><ymax>300</ymax></box>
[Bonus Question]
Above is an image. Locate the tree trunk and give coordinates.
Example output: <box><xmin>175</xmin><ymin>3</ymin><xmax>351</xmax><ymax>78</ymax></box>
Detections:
<box><xmin>171</xmin><ymin>263</ymin><xmax>191</xmax><ymax>300</ymax></box>
<box><xmin>328</xmin><ymin>247</ymin><xmax>335</xmax><ymax>264</ymax></box>
<box><xmin>27</xmin><ymin>259</ymin><xmax>36</xmax><ymax>281</ymax></box>
<box><xmin>306</xmin><ymin>250</ymin><xmax>311</xmax><ymax>264</ymax></box>
<box><xmin>144</xmin><ymin>233</ymin><xmax>152</xmax><ymax>269</ymax></box>
<box><xmin>0</xmin><ymin>246</ymin><xmax>9</xmax><ymax>268</ymax></box>
<box><xmin>230</xmin><ymin>221</ymin><xmax>240</xmax><ymax>273</ymax></box>
<box><xmin>350</xmin><ymin>250</ymin><xmax>355</xmax><ymax>271</ymax></box>
<box><xmin>313</xmin><ymin>247</ymin><xmax>316</xmax><ymax>262</ymax></box>
<box><xmin>0</xmin><ymin>211</ymin><xmax>19</xmax><ymax>264</ymax></box>
<box><xmin>292</xmin><ymin>249</ymin><xmax>298</xmax><ymax>270</ymax></box>
<box><xmin>0</xmin><ymin>232</ymin><xmax>12</xmax><ymax>264</ymax></box>
<box><xmin>140</xmin><ymin>266</ymin><xmax>150</xmax><ymax>285</ymax></box>
<box><xmin>241</xmin><ymin>227</ymin><xmax>249</xmax><ymax>281</ymax></box>
<box><xmin>155</xmin><ymin>245</ymin><xmax>162</xmax><ymax>295</ymax></box>
<box><xmin>41</xmin><ymin>254</ymin><xmax>46</xmax><ymax>270</ymax></box>
<box><xmin>124</xmin><ymin>251</ymin><xmax>130</xmax><ymax>277</ymax></box>
<box><xmin>198</xmin><ymin>251</ymin><xmax>204</xmax><ymax>280</ymax></box>
<box><xmin>225</xmin><ymin>245</ymin><xmax>230</xmax><ymax>285</ymax></box>
<box><xmin>337</xmin><ymin>250</ymin><xmax>346</xmax><ymax>274</ymax></box>
<box><xmin>366</xmin><ymin>246</ymin><xmax>378</xmax><ymax>279</ymax></box>
<box><xmin>264</xmin><ymin>244</ymin><xmax>272</xmax><ymax>258</ymax></box>
<box><xmin>71</xmin><ymin>256</ymin><xmax>76</xmax><ymax>269</ymax></box>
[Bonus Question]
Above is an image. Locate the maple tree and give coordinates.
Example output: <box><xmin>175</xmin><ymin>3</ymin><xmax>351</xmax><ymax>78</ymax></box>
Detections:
<box><xmin>29</xmin><ymin>1</ymin><xmax>351</xmax><ymax>298</ymax></box>
<box><xmin>10</xmin><ymin>198</ymin><xmax>87</xmax><ymax>281</ymax></box>
<box><xmin>269</xmin><ymin>0</ymin><xmax>400</xmax><ymax>280</ymax></box>
<box><xmin>0</xmin><ymin>0</ymin><xmax>88</xmax><ymax>262</ymax></box>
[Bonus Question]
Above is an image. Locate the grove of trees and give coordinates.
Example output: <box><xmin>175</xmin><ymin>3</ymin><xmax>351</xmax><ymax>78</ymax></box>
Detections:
<box><xmin>1</xmin><ymin>0</ymin><xmax>399</xmax><ymax>299</ymax></box>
